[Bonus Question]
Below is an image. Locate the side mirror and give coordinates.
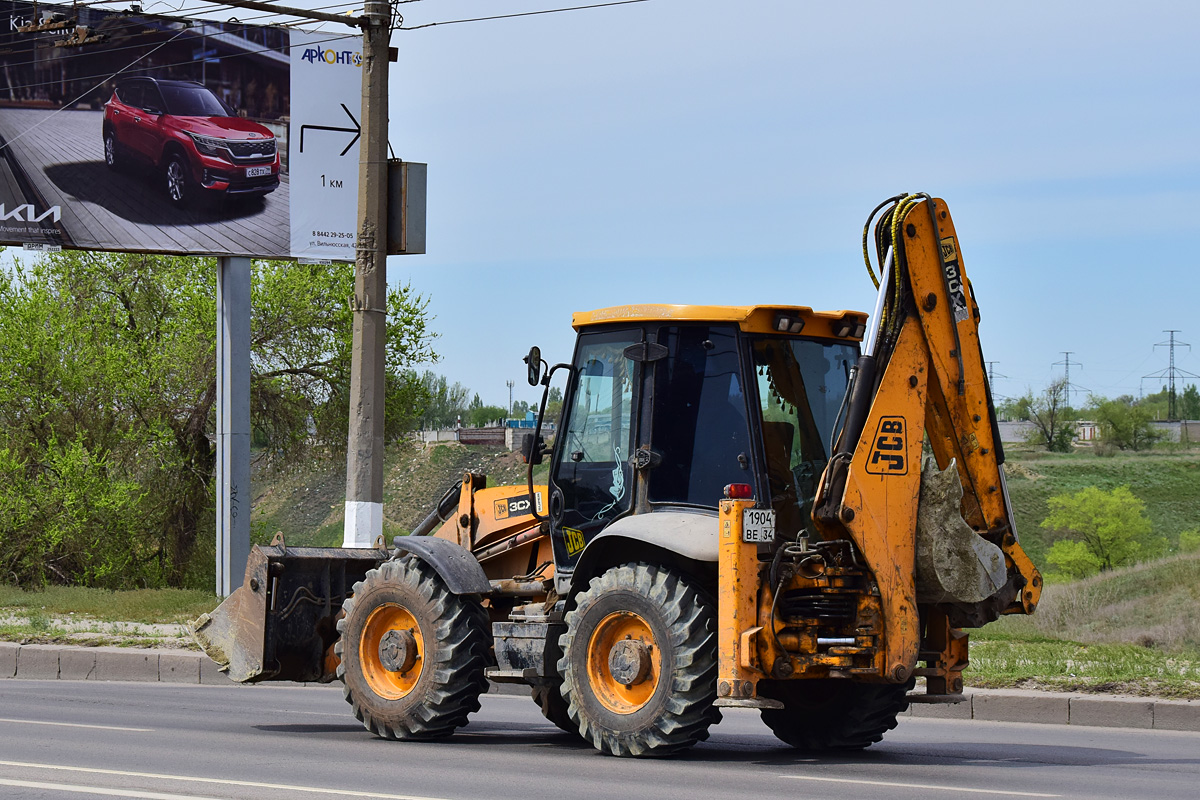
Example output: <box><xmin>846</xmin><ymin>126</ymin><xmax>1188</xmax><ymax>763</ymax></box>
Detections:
<box><xmin>521</xmin><ymin>432</ymin><xmax>546</xmax><ymax>465</ymax></box>
<box><xmin>524</xmin><ymin>346</ymin><xmax>542</xmax><ymax>386</ymax></box>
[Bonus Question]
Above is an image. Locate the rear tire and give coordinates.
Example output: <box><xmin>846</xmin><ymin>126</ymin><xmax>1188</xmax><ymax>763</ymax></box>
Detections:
<box><xmin>758</xmin><ymin>677</ymin><xmax>913</xmax><ymax>751</ymax></box>
<box><xmin>558</xmin><ymin>562</ymin><xmax>721</xmax><ymax>757</ymax></box>
<box><xmin>336</xmin><ymin>555</ymin><xmax>490</xmax><ymax>740</ymax></box>
<box><xmin>531</xmin><ymin>682</ymin><xmax>577</xmax><ymax>735</ymax></box>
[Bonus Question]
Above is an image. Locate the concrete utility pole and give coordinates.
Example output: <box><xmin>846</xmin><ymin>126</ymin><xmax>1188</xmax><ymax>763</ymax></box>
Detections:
<box><xmin>343</xmin><ymin>0</ymin><xmax>393</xmax><ymax>546</ymax></box>
<box><xmin>211</xmin><ymin>0</ymin><xmax>394</xmax><ymax>550</ymax></box>
<box><xmin>204</xmin><ymin>0</ymin><xmax>380</xmax><ymax>591</ymax></box>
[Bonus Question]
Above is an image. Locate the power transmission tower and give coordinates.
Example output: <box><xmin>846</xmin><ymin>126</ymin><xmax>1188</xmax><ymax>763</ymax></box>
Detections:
<box><xmin>985</xmin><ymin>360</ymin><xmax>1008</xmax><ymax>399</ymax></box>
<box><xmin>1142</xmin><ymin>330</ymin><xmax>1199</xmax><ymax>421</ymax></box>
<box><xmin>1052</xmin><ymin>352</ymin><xmax>1083</xmax><ymax>407</ymax></box>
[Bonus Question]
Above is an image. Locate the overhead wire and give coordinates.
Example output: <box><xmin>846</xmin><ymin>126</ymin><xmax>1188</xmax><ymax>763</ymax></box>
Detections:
<box><xmin>0</xmin><ymin>29</ymin><xmax>357</xmax><ymax>93</ymax></box>
<box><xmin>18</xmin><ymin>0</ymin><xmax>365</xmax><ymax>27</ymax></box>
<box><xmin>0</xmin><ymin>24</ymin><xmax>190</xmax><ymax>153</ymax></box>
<box><xmin>0</xmin><ymin>3</ymin><xmax>363</xmax><ymax>66</ymax></box>
<box><xmin>398</xmin><ymin>0</ymin><xmax>649</xmax><ymax>30</ymax></box>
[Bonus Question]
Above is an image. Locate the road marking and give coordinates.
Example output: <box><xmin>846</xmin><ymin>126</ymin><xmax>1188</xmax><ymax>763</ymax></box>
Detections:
<box><xmin>779</xmin><ymin>774</ymin><xmax>1061</xmax><ymax>797</ymax></box>
<box><xmin>0</xmin><ymin>778</ymin><xmax>225</xmax><ymax>799</ymax></box>
<box><xmin>0</xmin><ymin>760</ymin><xmax>454</xmax><ymax>800</ymax></box>
<box><xmin>0</xmin><ymin>717</ymin><xmax>154</xmax><ymax>732</ymax></box>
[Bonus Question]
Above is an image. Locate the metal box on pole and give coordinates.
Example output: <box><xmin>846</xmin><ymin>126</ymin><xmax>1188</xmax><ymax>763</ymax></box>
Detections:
<box><xmin>387</xmin><ymin>160</ymin><xmax>427</xmax><ymax>255</ymax></box>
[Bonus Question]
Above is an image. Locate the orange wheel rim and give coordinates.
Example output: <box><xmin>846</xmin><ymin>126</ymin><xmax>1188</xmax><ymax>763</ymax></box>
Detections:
<box><xmin>585</xmin><ymin>611</ymin><xmax>661</xmax><ymax>714</ymax></box>
<box><xmin>359</xmin><ymin>603</ymin><xmax>423</xmax><ymax>700</ymax></box>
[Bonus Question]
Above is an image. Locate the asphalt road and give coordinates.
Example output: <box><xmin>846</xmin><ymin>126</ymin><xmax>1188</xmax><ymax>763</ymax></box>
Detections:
<box><xmin>0</xmin><ymin>680</ymin><xmax>1197</xmax><ymax>800</ymax></box>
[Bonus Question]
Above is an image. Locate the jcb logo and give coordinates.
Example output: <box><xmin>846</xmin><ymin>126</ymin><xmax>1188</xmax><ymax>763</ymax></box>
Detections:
<box><xmin>940</xmin><ymin>237</ymin><xmax>958</xmax><ymax>262</ymax></box>
<box><xmin>493</xmin><ymin>499</ymin><xmax>509</xmax><ymax>520</ymax></box>
<box><xmin>866</xmin><ymin>416</ymin><xmax>908</xmax><ymax>475</ymax></box>
<box><xmin>563</xmin><ymin>526</ymin><xmax>586</xmax><ymax>557</ymax></box>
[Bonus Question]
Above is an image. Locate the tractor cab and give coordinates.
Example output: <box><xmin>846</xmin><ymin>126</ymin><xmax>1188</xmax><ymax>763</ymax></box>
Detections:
<box><xmin>526</xmin><ymin>305</ymin><xmax>869</xmax><ymax>580</ymax></box>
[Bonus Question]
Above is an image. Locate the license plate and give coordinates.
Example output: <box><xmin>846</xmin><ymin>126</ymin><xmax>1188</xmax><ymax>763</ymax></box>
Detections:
<box><xmin>246</xmin><ymin>166</ymin><xmax>272</xmax><ymax>178</ymax></box>
<box><xmin>742</xmin><ymin>508</ymin><xmax>775</xmax><ymax>543</ymax></box>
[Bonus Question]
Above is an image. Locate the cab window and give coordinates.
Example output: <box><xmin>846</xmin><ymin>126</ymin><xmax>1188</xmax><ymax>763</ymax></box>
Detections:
<box><xmin>752</xmin><ymin>337</ymin><xmax>856</xmax><ymax>536</ymax></box>
<box><xmin>649</xmin><ymin>325</ymin><xmax>750</xmax><ymax>507</ymax></box>
<box><xmin>551</xmin><ymin>329</ymin><xmax>640</xmax><ymax>561</ymax></box>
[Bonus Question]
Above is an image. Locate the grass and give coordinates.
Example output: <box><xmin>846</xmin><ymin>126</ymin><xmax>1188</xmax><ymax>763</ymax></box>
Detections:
<box><xmin>965</xmin><ymin>638</ymin><xmax>1200</xmax><ymax>698</ymax></box>
<box><xmin>964</xmin><ymin>553</ymin><xmax>1200</xmax><ymax>698</ymax></box>
<box><xmin>0</xmin><ymin>586</ymin><xmax>216</xmax><ymax>648</ymax></box>
<box><xmin>1003</xmin><ymin>444</ymin><xmax>1200</xmax><ymax>566</ymax></box>
<box><xmin>0</xmin><ymin>586</ymin><xmax>217</xmax><ymax>623</ymax></box>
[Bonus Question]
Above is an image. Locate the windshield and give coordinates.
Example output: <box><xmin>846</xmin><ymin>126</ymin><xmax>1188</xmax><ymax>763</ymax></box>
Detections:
<box><xmin>160</xmin><ymin>84</ymin><xmax>233</xmax><ymax>117</ymax></box>
<box><xmin>751</xmin><ymin>337</ymin><xmax>856</xmax><ymax>538</ymax></box>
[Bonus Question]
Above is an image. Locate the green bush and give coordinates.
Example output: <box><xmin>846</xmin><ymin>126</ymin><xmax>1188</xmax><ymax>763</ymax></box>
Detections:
<box><xmin>1181</xmin><ymin>529</ymin><xmax>1200</xmax><ymax>554</ymax></box>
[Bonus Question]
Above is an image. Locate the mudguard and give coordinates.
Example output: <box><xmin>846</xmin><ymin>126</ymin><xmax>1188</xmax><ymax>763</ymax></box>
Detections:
<box><xmin>392</xmin><ymin>535</ymin><xmax>492</xmax><ymax>595</ymax></box>
<box><xmin>570</xmin><ymin>509</ymin><xmax>718</xmax><ymax>593</ymax></box>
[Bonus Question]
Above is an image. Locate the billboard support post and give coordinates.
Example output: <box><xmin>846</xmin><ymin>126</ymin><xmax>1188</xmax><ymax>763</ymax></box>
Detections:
<box><xmin>215</xmin><ymin>256</ymin><xmax>251</xmax><ymax>596</ymax></box>
<box><xmin>343</xmin><ymin>0</ymin><xmax>392</xmax><ymax>547</ymax></box>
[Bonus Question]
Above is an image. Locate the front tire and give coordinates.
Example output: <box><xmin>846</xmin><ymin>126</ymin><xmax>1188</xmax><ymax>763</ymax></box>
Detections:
<box><xmin>336</xmin><ymin>555</ymin><xmax>490</xmax><ymax>740</ymax></box>
<box><xmin>758</xmin><ymin>677</ymin><xmax>913</xmax><ymax>751</ymax></box>
<box><xmin>164</xmin><ymin>152</ymin><xmax>192</xmax><ymax>207</ymax></box>
<box><xmin>558</xmin><ymin>562</ymin><xmax>721</xmax><ymax>757</ymax></box>
<box><xmin>103</xmin><ymin>130</ymin><xmax>122</xmax><ymax>171</ymax></box>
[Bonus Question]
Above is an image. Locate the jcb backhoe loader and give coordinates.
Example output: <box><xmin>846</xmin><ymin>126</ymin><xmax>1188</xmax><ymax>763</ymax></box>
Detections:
<box><xmin>194</xmin><ymin>194</ymin><xmax>1041</xmax><ymax>757</ymax></box>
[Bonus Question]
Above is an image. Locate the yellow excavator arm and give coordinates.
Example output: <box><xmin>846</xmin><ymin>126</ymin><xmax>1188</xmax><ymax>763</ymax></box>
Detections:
<box><xmin>716</xmin><ymin>195</ymin><xmax>1041</xmax><ymax>709</ymax></box>
<box><xmin>811</xmin><ymin>194</ymin><xmax>1041</xmax><ymax>685</ymax></box>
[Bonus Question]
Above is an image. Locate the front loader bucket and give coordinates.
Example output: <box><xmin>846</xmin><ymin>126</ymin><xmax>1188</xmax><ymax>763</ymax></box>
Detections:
<box><xmin>192</xmin><ymin>542</ymin><xmax>388</xmax><ymax>683</ymax></box>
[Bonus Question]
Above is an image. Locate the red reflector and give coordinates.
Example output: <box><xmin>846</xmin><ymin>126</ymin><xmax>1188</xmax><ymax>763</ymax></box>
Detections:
<box><xmin>723</xmin><ymin>483</ymin><xmax>753</xmax><ymax>499</ymax></box>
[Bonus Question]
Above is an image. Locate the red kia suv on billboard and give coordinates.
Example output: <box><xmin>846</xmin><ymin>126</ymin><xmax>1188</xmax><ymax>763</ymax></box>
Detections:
<box><xmin>102</xmin><ymin>78</ymin><xmax>280</xmax><ymax>207</ymax></box>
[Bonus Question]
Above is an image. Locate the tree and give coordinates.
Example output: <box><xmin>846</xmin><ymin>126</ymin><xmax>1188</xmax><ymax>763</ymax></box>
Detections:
<box><xmin>0</xmin><ymin>252</ymin><xmax>434</xmax><ymax>588</ymax></box>
<box><xmin>995</xmin><ymin>395</ymin><xmax>1031</xmax><ymax>422</ymax></box>
<box><xmin>1182</xmin><ymin>384</ymin><xmax>1200</xmax><ymax>421</ymax></box>
<box><xmin>415</xmin><ymin>371</ymin><xmax>469</xmax><ymax>429</ymax></box>
<box><xmin>252</xmin><ymin>260</ymin><xmax>434</xmax><ymax>454</ymax></box>
<box><xmin>1040</xmin><ymin>486</ymin><xmax>1159</xmax><ymax>576</ymax></box>
<box><xmin>1092</xmin><ymin>397</ymin><xmax>1161</xmax><ymax>451</ymax></box>
<box><xmin>545</xmin><ymin>386</ymin><xmax>564</xmax><ymax>422</ymax></box>
<box><xmin>1024</xmin><ymin>378</ymin><xmax>1075</xmax><ymax>452</ymax></box>
<box><xmin>1043</xmin><ymin>539</ymin><xmax>1102</xmax><ymax>580</ymax></box>
<box><xmin>468</xmin><ymin>404</ymin><xmax>509</xmax><ymax>428</ymax></box>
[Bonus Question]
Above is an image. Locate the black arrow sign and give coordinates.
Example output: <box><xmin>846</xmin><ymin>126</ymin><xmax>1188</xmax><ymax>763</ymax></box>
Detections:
<box><xmin>299</xmin><ymin>103</ymin><xmax>361</xmax><ymax>156</ymax></box>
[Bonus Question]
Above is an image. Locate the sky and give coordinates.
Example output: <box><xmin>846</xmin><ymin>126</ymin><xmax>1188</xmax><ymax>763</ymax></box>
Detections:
<box><xmin>7</xmin><ymin>0</ymin><xmax>1195</xmax><ymax>412</ymax></box>
<box><xmin>374</xmin><ymin>0</ymin><xmax>1200</xmax><ymax>411</ymax></box>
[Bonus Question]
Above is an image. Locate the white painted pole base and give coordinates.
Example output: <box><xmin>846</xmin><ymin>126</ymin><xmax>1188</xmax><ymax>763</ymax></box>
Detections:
<box><xmin>343</xmin><ymin>500</ymin><xmax>384</xmax><ymax>547</ymax></box>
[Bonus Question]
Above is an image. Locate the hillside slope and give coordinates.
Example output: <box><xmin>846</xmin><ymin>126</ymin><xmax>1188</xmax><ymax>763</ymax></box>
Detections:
<box><xmin>251</xmin><ymin>441</ymin><xmax>530</xmax><ymax>547</ymax></box>
<box><xmin>1003</xmin><ymin>448</ymin><xmax>1200</xmax><ymax>565</ymax></box>
<box><xmin>986</xmin><ymin>552</ymin><xmax>1200</xmax><ymax>650</ymax></box>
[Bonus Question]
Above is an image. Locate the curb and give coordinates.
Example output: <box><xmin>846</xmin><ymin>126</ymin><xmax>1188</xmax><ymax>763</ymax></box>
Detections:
<box><xmin>903</xmin><ymin>687</ymin><xmax>1200</xmax><ymax>732</ymax></box>
<box><xmin>2</xmin><ymin>641</ymin><xmax>1197</xmax><ymax>733</ymax></box>
<box><xmin>0</xmin><ymin>641</ymin><xmax>531</xmax><ymax>695</ymax></box>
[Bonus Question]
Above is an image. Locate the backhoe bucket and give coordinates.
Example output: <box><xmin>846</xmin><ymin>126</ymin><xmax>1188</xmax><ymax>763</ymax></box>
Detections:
<box><xmin>192</xmin><ymin>542</ymin><xmax>388</xmax><ymax>683</ymax></box>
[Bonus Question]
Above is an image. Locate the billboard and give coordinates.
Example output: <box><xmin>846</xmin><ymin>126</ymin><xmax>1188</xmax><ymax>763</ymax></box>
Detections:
<box><xmin>0</xmin><ymin>3</ymin><xmax>362</xmax><ymax>261</ymax></box>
